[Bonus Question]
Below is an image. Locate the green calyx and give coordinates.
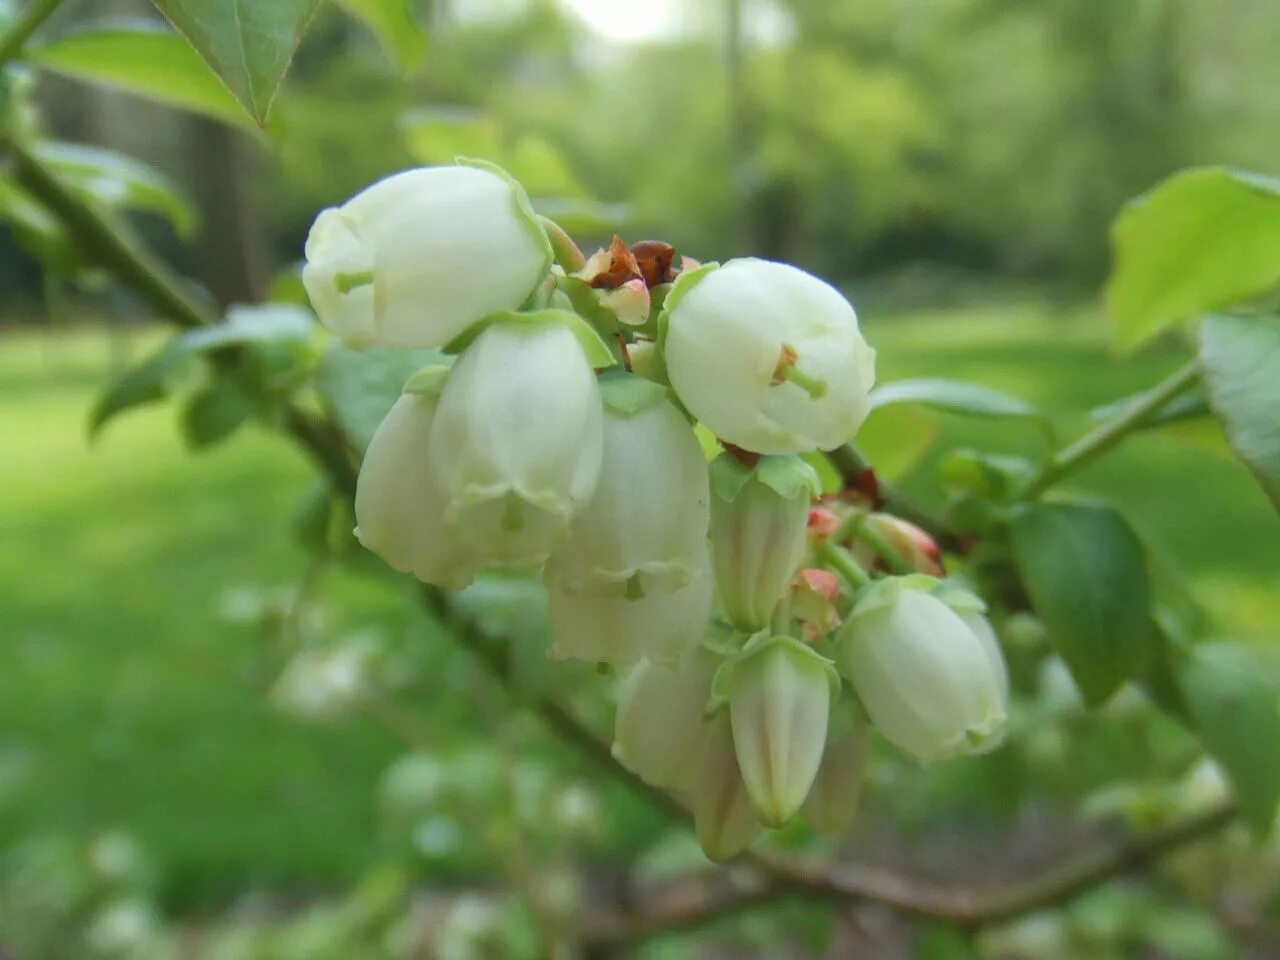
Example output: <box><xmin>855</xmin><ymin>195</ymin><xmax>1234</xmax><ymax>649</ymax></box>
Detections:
<box><xmin>456</xmin><ymin>155</ymin><xmax>554</xmax><ymax>280</ymax></box>
<box><xmin>598</xmin><ymin>371</ymin><xmax>673</xmax><ymax>417</ymax></box>
<box><xmin>400</xmin><ymin>360</ymin><xmax>454</xmax><ymax>397</ymax></box>
<box><xmin>442</xmin><ymin>308</ymin><xmax>617</xmax><ymax>368</ymax></box>
<box><xmin>709</xmin><ymin>634</ymin><xmax>842</xmax><ymax>712</ymax></box>
<box><xmin>709</xmin><ymin>453</ymin><xmax>822</xmax><ymax>505</ymax></box>
<box><xmin>845</xmin><ymin>574</ymin><xmax>986</xmax><ymax>623</ymax></box>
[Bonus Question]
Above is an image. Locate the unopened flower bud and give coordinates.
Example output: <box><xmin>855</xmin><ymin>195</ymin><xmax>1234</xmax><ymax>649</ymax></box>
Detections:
<box><xmin>803</xmin><ymin>703</ymin><xmax>870</xmax><ymax>835</ymax></box>
<box><xmin>850</xmin><ymin>513</ymin><xmax>944</xmax><ymax>576</ymax></box>
<box><xmin>613</xmin><ymin>644</ymin><xmax>721</xmax><ymax>791</ymax></box>
<box><xmin>836</xmin><ymin>576</ymin><xmax>1008</xmax><ymax>764</ymax></box>
<box><xmin>694</xmin><ymin>712</ymin><xmax>762</xmax><ymax>861</ymax></box>
<box><xmin>600</xmin><ymin>278</ymin><xmax>651</xmax><ymax>326</ymax></box>
<box><xmin>429</xmin><ymin>316</ymin><xmax>604</xmax><ymax>566</ymax></box>
<box><xmin>709</xmin><ymin>454</ymin><xmax>818</xmax><ymax>632</ymax></box>
<box><xmin>549</xmin><ymin>382</ymin><xmax>708</xmax><ymax>597</ymax></box>
<box><xmin>662</xmin><ymin>259</ymin><xmax>876</xmax><ymax>454</ymax></box>
<box><xmin>354</xmin><ymin>388</ymin><xmax>481</xmax><ymax>588</ymax></box>
<box><xmin>791</xmin><ymin>568</ymin><xmax>842</xmax><ymax>641</ymax></box>
<box><xmin>726</xmin><ymin>636</ymin><xmax>838</xmax><ymax>827</ymax></box>
<box><xmin>303</xmin><ymin>163</ymin><xmax>551</xmax><ymax>349</ymax></box>
<box><xmin>548</xmin><ymin>559</ymin><xmax>712</xmax><ymax>665</ymax></box>
<box><xmin>807</xmin><ymin>506</ymin><xmax>842</xmax><ymax>539</ymax></box>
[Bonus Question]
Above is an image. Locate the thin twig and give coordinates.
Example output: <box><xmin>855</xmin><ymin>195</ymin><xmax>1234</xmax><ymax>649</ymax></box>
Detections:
<box><xmin>1020</xmin><ymin>359</ymin><xmax>1200</xmax><ymax>499</ymax></box>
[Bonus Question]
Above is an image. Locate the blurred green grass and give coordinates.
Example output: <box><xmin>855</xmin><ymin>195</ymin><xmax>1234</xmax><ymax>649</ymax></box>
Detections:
<box><xmin>1</xmin><ymin>303</ymin><xmax>1276</xmax><ymax>908</ymax></box>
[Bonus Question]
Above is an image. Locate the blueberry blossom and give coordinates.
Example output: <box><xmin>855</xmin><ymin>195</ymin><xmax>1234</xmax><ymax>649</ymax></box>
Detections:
<box><xmin>353</xmin><ymin>368</ymin><xmax>481</xmax><ymax>589</ymax></box>
<box><xmin>303</xmin><ymin>162</ymin><xmax>551</xmax><ymax>349</ymax></box>
<box><xmin>723</xmin><ymin>635</ymin><xmax>839</xmax><ymax>826</ymax></box>
<box><xmin>549</xmin><ymin>377</ymin><xmax>709</xmax><ymax>598</ymax></box>
<box><xmin>835</xmin><ymin>576</ymin><xmax>1008</xmax><ymax>764</ymax></box>
<box><xmin>803</xmin><ymin>702</ymin><xmax>870</xmax><ymax>835</ymax></box>
<box><xmin>709</xmin><ymin>454</ymin><xmax>819</xmax><ymax>633</ymax></box>
<box><xmin>662</xmin><ymin>258</ymin><xmax>876</xmax><ymax>454</ymax></box>
<box><xmin>428</xmin><ymin>311</ymin><xmax>610</xmax><ymax>567</ymax></box>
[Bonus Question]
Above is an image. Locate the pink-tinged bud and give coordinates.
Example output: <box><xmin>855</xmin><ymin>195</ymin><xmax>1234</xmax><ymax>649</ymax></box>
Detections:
<box><xmin>807</xmin><ymin>506</ymin><xmax>842</xmax><ymax>539</ymax></box>
<box><xmin>600</xmin><ymin>278</ymin><xmax>651</xmax><ymax>327</ymax></box>
<box><xmin>791</xmin><ymin>568</ymin><xmax>842</xmax><ymax>641</ymax></box>
<box><xmin>850</xmin><ymin>513</ymin><xmax>944</xmax><ymax>576</ymax></box>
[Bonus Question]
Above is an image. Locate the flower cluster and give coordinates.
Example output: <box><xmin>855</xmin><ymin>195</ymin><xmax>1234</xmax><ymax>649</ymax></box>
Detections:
<box><xmin>305</xmin><ymin>161</ymin><xmax>1010</xmax><ymax>860</ymax></box>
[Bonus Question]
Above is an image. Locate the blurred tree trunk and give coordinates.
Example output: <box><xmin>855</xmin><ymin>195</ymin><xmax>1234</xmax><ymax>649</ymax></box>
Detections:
<box><xmin>188</xmin><ymin>119</ymin><xmax>269</xmax><ymax>306</ymax></box>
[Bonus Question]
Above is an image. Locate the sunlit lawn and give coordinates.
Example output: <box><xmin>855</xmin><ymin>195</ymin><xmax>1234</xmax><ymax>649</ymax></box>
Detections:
<box><xmin>1</xmin><ymin>301</ymin><xmax>1276</xmax><ymax>908</ymax></box>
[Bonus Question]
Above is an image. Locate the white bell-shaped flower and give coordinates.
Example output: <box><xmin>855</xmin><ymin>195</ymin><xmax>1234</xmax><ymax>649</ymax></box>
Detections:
<box><xmin>803</xmin><ymin>702</ymin><xmax>869</xmax><ymax>835</ymax></box>
<box><xmin>354</xmin><ymin>390</ymin><xmax>481</xmax><ymax>589</ymax></box>
<box><xmin>709</xmin><ymin>454</ymin><xmax>818</xmax><ymax>632</ymax></box>
<box><xmin>548</xmin><ymin>557</ymin><xmax>712</xmax><ymax>665</ymax></box>
<box><xmin>613</xmin><ymin>644</ymin><xmax>722</xmax><ymax>792</ymax></box>
<box><xmin>693</xmin><ymin>712</ymin><xmax>762</xmax><ymax>861</ymax></box>
<box><xmin>662</xmin><ymin>258</ymin><xmax>876</xmax><ymax>455</ymax></box>
<box><xmin>549</xmin><ymin>380</ymin><xmax>709</xmax><ymax>597</ymax></box>
<box><xmin>726</xmin><ymin>635</ymin><xmax>838</xmax><ymax>827</ymax></box>
<box><xmin>835</xmin><ymin>576</ymin><xmax>1008</xmax><ymax>764</ymax></box>
<box><xmin>303</xmin><ymin>163</ymin><xmax>551</xmax><ymax>349</ymax></box>
<box><xmin>429</xmin><ymin>316</ymin><xmax>604</xmax><ymax>567</ymax></box>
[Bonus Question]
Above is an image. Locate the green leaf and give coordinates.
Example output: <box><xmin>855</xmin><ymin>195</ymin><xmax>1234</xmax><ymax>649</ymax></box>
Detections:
<box><xmin>90</xmin><ymin>305</ymin><xmax>314</xmax><ymax>436</ymax></box>
<box><xmin>89</xmin><ymin>342</ymin><xmax>188</xmax><ymax>436</ymax></box>
<box><xmin>319</xmin><ymin>343</ymin><xmax>444</xmax><ymax>453</ymax></box>
<box><xmin>27</xmin><ymin>23</ymin><xmax>250</xmax><ymax>127</ymax></box>
<box><xmin>180</xmin><ymin>376</ymin><xmax>257</xmax><ymax>449</ymax></box>
<box><xmin>858</xmin><ymin>405</ymin><xmax>939</xmax><ymax>480</ymax></box>
<box><xmin>1010</xmin><ymin>502</ymin><xmax>1152</xmax><ymax>706</ymax></box>
<box><xmin>337</xmin><ymin>0</ymin><xmax>426</xmax><ymax>71</ymax></box>
<box><xmin>1106</xmin><ymin>168</ymin><xmax>1280</xmax><ymax>352</ymax></box>
<box><xmin>1199</xmin><ymin>313</ymin><xmax>1280</xmax><ymax>513</ymax></box>
<box><xmin>870</xmin><ymin>377</ymin><xmax>1050</xmax><ymax>433</ymax></box>
<box><xmin>938</xmin><ymin>448</ymin><xmax>1036</xmax><ymax>502</ymax></box>
<box><xmin>1180</xmin><ymin>643</ymin><xmax>1280</xmax><ymax>833</ymax></box>
<box><xmin>152</xmin><ymin>0</ymin><xmax>321</xmax><ymax>126</ymax></box>
<box><xmin>1090</xmin><ymin>388</ymin><xmax>1210</xmax><ymax>431</ymax></box>
<box><xmin>34</xmin><ymin>140</ymin><xmax>199</xmax><ymax>238</ymax></box>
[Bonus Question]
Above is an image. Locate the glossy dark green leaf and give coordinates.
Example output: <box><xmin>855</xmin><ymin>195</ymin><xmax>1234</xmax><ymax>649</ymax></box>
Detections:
<box><xmin>1199</xmin><ymin>313</ymin><xmax>1280</xmax><ymax>513</ymax></box>
<box><xmin>319</xmin><ymin>344</ymin><xmax>443</xmax><ymax>453</ymax></box>
<box><xmin>1010</xmin><ymin>502</ymin><xmax>1152</xmax><ymax>706</ymax></box>
<box><xmin>871</xmin><ymin>377</ymin><xmax>1049</xmax><ymax>433</ymax></box>
<box><xmin>1106</xmin><ymin>168</ymin><xmax>1280</xmax><ymax>351</ymax></box>
<box><xmin>27</xmin><ymin>23</ymin><xmax>249</xmax><ymax>127</ymax></box>
<box><xmin>152</xmin><ymin>0</ymin><xmax>321</xmax><ymax>125</ymax></box>
<box><xmin>1180</xmin><ymin>643</ymin><xmax>1280</xmax><ymax>833</ymax></box>
<box><xmin>337</xmin><ymin>0</ymin><xmax>426</xmax><ymax>71</ymax></box>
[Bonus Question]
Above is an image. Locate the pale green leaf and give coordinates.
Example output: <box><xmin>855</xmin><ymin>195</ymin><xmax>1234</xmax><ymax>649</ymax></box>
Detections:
<box><xmin>34</xmin><ymin>140</ymin><xmax>199</xmax><ymax>238</ymax></box>
<box><xmin>152</xmin><ymin>0</ymin><xmax>321</xmax><ymax>125</ymax></box>
<box><xmin>1010</xmin><ymin>502</ymin><xmax>1152</xmax><ymax>706</ymax></box>
<box><xmin>1106</xmin><ymin>168</ymin><xmax>1280</xmax><ymax>352</ymax></box>
<box><xmin>870</xmin><ymin>377</ymin><xmax>1049</xmax><ymax>433</ymax></box>
<box><xmin>1199</xmin><ymin>313</ymin><xmax>1280</xmax><ymax>513</ymax></box>
<box><xmin>27</xmin><ymin>23</ymin><xmax>250</xmax><ymax>127</ymax></box>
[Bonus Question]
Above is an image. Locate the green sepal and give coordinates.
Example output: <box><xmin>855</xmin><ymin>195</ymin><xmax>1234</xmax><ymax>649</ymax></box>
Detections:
<box><xmin>755</xmin><ymin>455</ymin><xmax>822</xmax><ymax>501</ymax></box>
<box><xmin>846</xmin><ymin>574</ymin><xmax>942</xmax><ymax>622</ymax></box>
<box><xmin>655</xmin><ymin>261</ymin><xmax>718</xmax><ymax>355</ymax></box>
<box><xmin>709</xmin><ymin>634</ymin><xmax>841</xmax><ymax>713</ymax></box>
<box><xmin>556</xmin><ymin>274</ymin><xmax>616</xmax><ymax>330</ymax></box>
<box><xmin>708</xmin><ymin>453</ymin><xmax>821</xmax><ymax>506</ymax></box>
<box><xmin>930</xmin><ymin>579</ymin><xmax>988</xmax><ymax>615</ymax></box>
<box><xmin>442</xmin><ymin>308</ymin><xmax>617</xmax><ymax>368</ymax></box>
<box><xmin>401</xmin><ymin>360</ymin><xmax>454</xmax><ymax>397</ymax></box>
<box><xmin>456</xmin><ymin>155</ymin><xmax>553</xmax><ymax>278</ymax></box>
<box><xmin>598</xmin><ymin>371</ymin><xmax>673</xmax><ymax>417</ymax></box>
